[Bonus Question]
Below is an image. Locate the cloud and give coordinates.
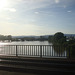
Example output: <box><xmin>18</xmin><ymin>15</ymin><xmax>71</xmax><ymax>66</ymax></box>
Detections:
<box><xmin>6</xmin><ymin>17</ymin><xmax>11</xmax><ymax>20</ymax></box>
<box><xmin>55</xmin><ymin>0</ymin><xmax>60</xmax><ymax>3</ymax></box>
<box><xmin>63</xmin><ymin>5</ymin><xmax>66</xmax><ymax>8</ymax></box>
<box><xmin>0</xmin><ymin>21</ymin><xmax>41</xmax><ymax>35</ymax></box>
<box><xmin>14</xmin><ymin>0</ymin><xmax>54</xmax><ymax>11</ymax></box>
<box><xmin>34</xmin><ymin>12</ymin><xmax>39</xmax><ymax>14</ymax></box>
<box><xmin>8</xmin><ymin>0</ymin><xmax>74</xmax><ymax>10</ymax></box>
<box><xmin>6</xmin><ymin>0</ymin><xmax>73</xmax><ymax>12</ymax></box>
<box><xmin>16</xmin><ymin>0</ymin><xmax>23</xmax><ymax>2</ymax></box>
<box><xmin>0</xmin><ymin>22</ymin><xmax>15</xmax><ymax>35</ymax></box>
<box><xmin>67</xmin><ymin>11</ymin><xmax>72</xmax><ymax>13</ymax></box>
<box><xmin>5</xmin><ymin>8</ymin><xmax>16</xmax><ymax>12</ymax></box>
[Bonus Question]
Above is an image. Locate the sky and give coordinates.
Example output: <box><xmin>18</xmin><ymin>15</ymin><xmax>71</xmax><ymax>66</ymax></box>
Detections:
<box><xmin>0</xmin><ymin>0</ymin><xmax>75</xmax><ymax>36</ymax></box>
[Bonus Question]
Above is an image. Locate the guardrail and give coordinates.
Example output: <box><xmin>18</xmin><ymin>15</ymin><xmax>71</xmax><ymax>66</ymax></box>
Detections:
<box><xmin>0</xmin><ymin>45</ymin><xmax>71</xmax><ymax>58</ymax></box>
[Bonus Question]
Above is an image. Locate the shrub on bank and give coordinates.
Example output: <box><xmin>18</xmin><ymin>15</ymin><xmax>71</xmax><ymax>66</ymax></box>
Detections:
<box><xmin>69</xmin><ymin>44</ymin><xmax>75</xmax><ymax>58</ymax></box>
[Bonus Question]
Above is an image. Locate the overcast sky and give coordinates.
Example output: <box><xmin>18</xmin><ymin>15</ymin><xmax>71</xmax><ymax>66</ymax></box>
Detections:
<box><xmin>0</xmin><ymin>0</ymin><xmax>75</xmax><ymax>36</ymax></box>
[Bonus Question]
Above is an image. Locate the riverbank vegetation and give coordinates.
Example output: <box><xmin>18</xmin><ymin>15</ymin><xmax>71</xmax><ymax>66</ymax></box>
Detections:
<box><xmin>48</xmin><ymin>32</ymin><xmax>75</xmax><ymax>58</ymax></box>
<box><xmin>0</xmin><ymin>32</ymin><xmax>75</xmax><ymax>58</ymax></box>
<box><xmin>48</xmin><ymin>32</ymin><xmax>75</xmax><ymax>46</ymax></box>
<box><xmin>48</xmin><ymin>32</ymin><xmax>66</xmax><ymax>45</ymax></box>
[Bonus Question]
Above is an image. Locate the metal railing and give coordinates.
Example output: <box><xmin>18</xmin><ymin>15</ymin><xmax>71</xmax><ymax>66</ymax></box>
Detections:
<box><xmin>0</xmin><ymin>45</ymin><xmax>70</xmax><ymax>58</ymax></box>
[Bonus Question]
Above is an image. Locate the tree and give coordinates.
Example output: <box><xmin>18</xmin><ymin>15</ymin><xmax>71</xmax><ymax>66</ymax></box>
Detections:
<box><xmin>48</xmin><ymin>36</ymin><xmax>53</xmax><ymax>42</ymax></box>
<box><xmin>0</xmin><ymin>35</ymin><xmax>5</xmax><ymax>41</ymax></box>
<box><xmin>7</xmin><ymin>35</ymin><xmax>12</xmax><ymax>41</ymax></box>
<box><xmin>40</xmin><ymin>36</ymin><xmax>45</xmax><ymax>41</ymax></box>
<box><xmin>53</xmin><ymin>32</ymin><xmax>66</xmax><ymax>45</ymax></box>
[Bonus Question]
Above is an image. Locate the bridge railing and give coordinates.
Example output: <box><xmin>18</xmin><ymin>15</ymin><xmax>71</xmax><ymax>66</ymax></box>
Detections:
<box><xmin>0</xmin><ymin>45</ymin><xmax>71</xmax><ymax>58</ymax></box>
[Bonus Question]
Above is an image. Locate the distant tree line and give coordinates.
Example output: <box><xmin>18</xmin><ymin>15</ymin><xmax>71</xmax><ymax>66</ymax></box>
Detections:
<box><xmin>12</xmin><ymin>36</ymin><xmax>48</xmax><ymax>41</ymax></box>
<box><xmin>0</xmin><ymin>35</ymin><xmax>12</xmax><ymax>41</ymax></box>
<box><xmin>0</xmin><ymin>34</ymin><xmax>48</xmax><ymax>42</ymax></box>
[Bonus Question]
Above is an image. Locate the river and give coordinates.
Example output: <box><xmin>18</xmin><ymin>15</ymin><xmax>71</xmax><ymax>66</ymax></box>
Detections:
<box><xmin>0</xmin><ymin>41</ymin><xmax>52</xmax><ymax>45</ymax></box>
<box><xmin>0</xmin><ymin>41</ymin><xmax>67</xmax><ymax>58</ymax></box>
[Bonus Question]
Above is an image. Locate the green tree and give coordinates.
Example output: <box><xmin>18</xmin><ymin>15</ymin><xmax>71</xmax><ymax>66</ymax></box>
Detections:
<box><xmin>0</xmin><ymin>35</ymin><xmax>5</xmax><ymax>41</ymax></box>
<box><xmin>53</xmin><ymin>32</ymin><xmax>66</xmax><ymax>45</ymax></box>
<box><xmin>48</xmin><ymin>36</ymin><xmax>53</xmax><ymax>42</ymax></box>
<box><xmin>7</xmin><ymin>35</ymin><xmax>12</xmax><ymax>41</ymax></box>
<box><xmin>40</xmin><ymin>36</ymin><xmax>45</xmax><ymax>41</ymax></box>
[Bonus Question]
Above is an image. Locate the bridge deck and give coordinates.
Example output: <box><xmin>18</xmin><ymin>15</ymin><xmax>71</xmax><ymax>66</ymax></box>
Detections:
<box><xmin>0</xmin><ymin>56</ymin><xmax>75</xmax><ymax>75</ymax></box>
<box><xmin>0</xmin><ymin>55</ymin><xmax>75</xmax><ymax>62</ymax></box>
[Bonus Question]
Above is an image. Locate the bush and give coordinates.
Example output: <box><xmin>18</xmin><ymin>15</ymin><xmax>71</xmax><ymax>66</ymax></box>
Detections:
<box><xmin>70</xmin><ymin>44</ymin><xmax>75</xmax><ymax>58</ymax></box>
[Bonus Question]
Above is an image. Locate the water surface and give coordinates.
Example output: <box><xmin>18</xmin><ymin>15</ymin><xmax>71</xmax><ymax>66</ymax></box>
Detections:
<box><xmin>0</xmin><ymin>41</ymin><xmax>67</xmax><ymax>58</ymax></box>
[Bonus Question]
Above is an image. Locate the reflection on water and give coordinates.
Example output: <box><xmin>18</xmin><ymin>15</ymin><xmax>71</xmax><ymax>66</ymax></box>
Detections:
<box><xmin>7</xmin><ymin>41</ymin><xmax>52</xmax><ymax>45</ymax></box>
<box><xmin>0</xmin><ymin>41</ymin><xmax>67</xmax><ymax>58</ymax></box>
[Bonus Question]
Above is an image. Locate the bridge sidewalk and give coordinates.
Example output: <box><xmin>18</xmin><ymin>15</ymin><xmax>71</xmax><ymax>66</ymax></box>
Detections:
<box><xmin>0</xmin><ymin>56</ymin><xmax>75</xmax><ymax>75</ymax></box>
<box><xmin>0</xmin><ymin>55</ymin><xmax>75</xmax><ymax>62</ymax></box>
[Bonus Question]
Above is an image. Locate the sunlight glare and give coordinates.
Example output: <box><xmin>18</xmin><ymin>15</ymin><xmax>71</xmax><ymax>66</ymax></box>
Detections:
<box><xmin>0</xmin><ymin>0</ymin><xmax>8</xmax><ymax>9</ymax></box>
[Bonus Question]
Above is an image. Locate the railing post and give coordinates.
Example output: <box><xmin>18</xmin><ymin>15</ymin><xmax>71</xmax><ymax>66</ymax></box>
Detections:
<box><xmin>16</xmin><ymin>45</ymin><xmax>18</xmax><ymax>57</ymax></box>
<box><xmin>68</xmin><ymin>46</ymin><xmax>71</xmax><ymax>59</ymax></box>
<box><xmin>40</xmin><ymin>45</ymin><xmax>42</xmax><ymax>58</ymax></box>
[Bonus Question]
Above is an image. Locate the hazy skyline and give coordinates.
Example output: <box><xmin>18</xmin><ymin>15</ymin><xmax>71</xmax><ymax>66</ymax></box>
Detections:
<box><xmin>0</xmin><ymin>0</ymin><xmax>75</xmax><ymax>36</ymax></box>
